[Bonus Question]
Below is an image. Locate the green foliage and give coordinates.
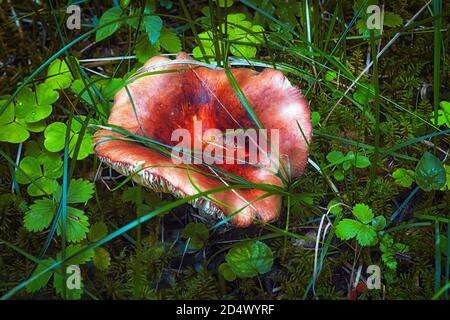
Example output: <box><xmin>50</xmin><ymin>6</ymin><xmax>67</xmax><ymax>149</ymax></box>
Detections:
<box><xmin>193</xmin><ymin>13</ymin><xmax>265</xmax><ymax>59</ymax></box>
<box><xmin>181</xmin><ymin>222</ymin><xmax>209</xmax><ymax>250</ymax></box>
<box><xmin>335</xmin><ymin>203</ymin><xmax>385</xmax><ymax>246</ymax></box>
<box><xmin>415</xmin><ymin>152</ymin><xmax>446</xmax><ymax>192</ymax></box>
<box><xmin>223</xmin><ymin>241</ymin><xmax>273</xmax><ymax>279</ymax></box>
<box><xmin>44</xmin><ymin>118</ymin><xmax>94</xmax><ymax>160</ymax></box>
<box><xmin>392</xmin><ymin>168</ymin><xmax>415</xmax><ymax>188</ymax></box>
<box><xmin>96</xmin><ymin>7</ymin><xmax>123</xmax><ymax>42</ymax></box>
<box><xmin>430</xmin><ymin>101</ymin><xmax>450</xmax><ymax>128</ymax></box>
<box><xmin>326</xmin><ymin>149</ymin><xmax>371</xmax><ymax>181</ymax></box>
<box><xmin>23</xmin><ymin>178</ymin><xmax>94</xmax><ymax>242</ymax></box>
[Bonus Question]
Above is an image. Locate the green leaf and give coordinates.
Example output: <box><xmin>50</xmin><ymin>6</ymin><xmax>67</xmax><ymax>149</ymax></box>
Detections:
<box><xmin>372</xmin><ymin>215</ymin><xmax>387</xmax><ymax>231</ymax></box>
<box><xmin>67</xmin><ymin>179</ymin><xmax>95</xmax><ymax>204</ymax></box>
<box><xmin>181</xmin><ymin>222</ymin><xmax>209</xmax><ymax>250</ymax></box>
<box><xmin>27</xmin><ymin>176</ymin><xmax>54</xmax><ymax>196</ymax></box>
<box><xmin>354</xmin><ymin>154</ymin><xmax>371</xmax><ymax>168</ymax></box>
<box><xmin>219</xmin><ymin>263</ymin><xmax>236</xmax><ymax>281</ymax></box>
<box><xmin>335</xmin><ymin>219</ymin><xmax>362</xmax><ymax>240</ymax></box>
<box><xmin>415</xmin><ymin>152</ymin><xmax>446</xmax><ymax>192</ymax></box>
<box><xmin>311</xmin><ymin>111</ymin><xmax>320</xmax><ymax>127</ymax></box>
<box><xmin>134</xmin><ymin>33</ymin><xmax>161</xmax><ymax>63</ymax></box>
<box><xmin>225</xmin><ymin>241</ymin><xmax>273</xmax><ymax>278</ymax></box>
<box><xmin>325</xmin><ymin>71</ymin><xmax>337</xmax><ymax>82</ymax></box>
<box><xmin>392</xmin><ymin>168</ymin><xmax>415</xmax><ymax>188</ymax></box>
<box><xmin>159</xmin><ymin>28</ymin><xmax>182</xmax><ymax>52</ymax></box>
<box><xmin>15</xmin><ymin>156</ymin><xmax>42</xmax><ymax>184</ymax></box>
<box><xmin>68</xmin><ymin>131</ymin><xmax>94</xmax><ymax>160</ymax></box>
<box><xmin>88</xmin><ymin>222</ymin><xmax>108</xmax><ymax>243</ymax></box>
<box><xmin>24</xmin><ymin>199</ymin><xmax>54</xmax><ymax>232</ymax></box>
<box><xmin>327</xmin><ymin>198</ymin><xmax>342</xmax><ymax>214</ymax></box>
<box><xmin>40</xmin><ymin>152</ymin><xmax>63</xmax><ymax>179</ymax></box>
<box><xmin>36</xmin><ymin>83</ymin><xmax>59</xmax><ymax>105</ymax></box>
<box><xmin>333</xmin><ymin>169</ymin><xmax>345</xmax><ymax>181</ymax></box>
<box><xmin>217</xmin><ymin>0</ymin><xmax>233</xmax><ymax>8</ymax></box>
<box><xmin>352</xmin><ymin>203</ymin><xmax>373</xmax><ymax>224</ymax></box>
<box><xmin>356</xmin><ymin>224</ymin><xmax>378</xmax><ymax>246</ymax></box>
<box><xmin>326</xmin><ymin>150</ymin><xmax>345</xmax><ymax>164</ymax></box>
<box><xmin>0</xmin><ymin>100</ymin><xmax>14</xmax><ymax>126</ymax></box>
<box><xmin>57</xmin><ymin>206</ymin><xmax>90</xmax><ymax>243</ymax></box>
<box><xmin>25</xmin><ymin>258</ymin><xmax>55</xmax><ymax>293</ymax></box>
<box><xmin>0</xmin><ymin>122</ymin><xmax>29</xmax><ymax>143</ymax></box>
<box><xmin>96</xmin><ymin>7</ymin><xmax>123</xmax><ymax>42</ymax></box>
<box><xmin>54</xmin><ymin>270</ymin><xmax>83</xmax><ymax>300</ymax></box>
<box><xmin>93</xmin><ymin>247</ymin><xmax>111</xmax><ymax>270</ymax></box>
<box><xmin>24</xmin><ymin>104</ymin><xmax>53</xmax><ymax>123</ymax></box>
<box><xmin>46</xmin><ymin>59</ymin><xmax>73</xmax><ymax>90</ymax></box>
<box><xmin>144</xmin><ymin>15</ymin><xmax>163</xmax><ymax>45</ymax></box>
<box><xmin>26</xmin><ymin>120</ymin><xmax>46</xmax><ymax>133</ymax></box>
<box><xmin>383</xmin><ymin>12</ymin><xmax>403</xmax><ymax>28</ymax></box>
<box><xmin>57</xmin><ymin>244</ymin><xmax>95</xmax><ymax>265</ymax></box>
<box><xmin>44</xmin><ymin>122</ymin><xmax>67</xmax><ymax>152</ymax></box>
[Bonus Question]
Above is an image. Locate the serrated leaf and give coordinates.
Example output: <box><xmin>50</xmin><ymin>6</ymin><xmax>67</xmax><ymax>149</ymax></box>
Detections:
<box><xmin>25</xmin><ymin>258</ymin><xmax>55</xmax><ymax>293</ymax></box>
<box><xmin>144</xmin><ymin>15</ymin><xmax>163</xmax><ymax>45</ymax></box>
<box><xmin>24</xmin><ymin>199</ymin><xmax>54</xmax><ymax>232</ymax></box>
<box><xmin>225</xmin><ymin>241</ymin><xmax>273</xmax><ymax>278</ymax></box>
<box><xmin>415</xmin><ymin>152</ymin><xmax>446</xmax><ymax>192</ymax></box>
<box><xmin>383</xmin><ymin>12</ymin><xmax>403</xmax><ymax>28</ymax></box>
<box><xmin>96</xmin><ymin>7</ymin><xmax>123</xmax><ymax>42</ymax></box>
<box><xmin>67</xmin><ymin>179</ymin><xmax>95</xmax><ymax>204</ymax></box>
<box><xmin>57</xmin><ymin>206</ymin><xmax>90</xmax><ymax>243</ymax></box>
<box><xmin>159</xmin><ymin>28</ymin><xmax>182</xmax><ymax>52</ymax></box>
<box><xmin>57</xmin><ymin>244</ymin><xmax>95</xmax><ymax>265</ymax></box>
<box><xmin>54</xmin><ymin>270</ymin><xmax>83</xmax><ymax>300</ymax></box>
<box><xmin>88</xmin><ymin>222</ymin><xmax>108</xmax><ymax>242</ymax></box>
<box><xmin>335</xmin><ymin>219</ymin><xmax>362</xmax><ymax>240</ymax></box>
<box><xmin>356</xmin><ymin>224</ymin><xmax>378</xmax><ymax>246</ymax></box>
<box><xmin>352</xmin><ymin>203</ymin><xmax>373</xmax><ymax>224</ymax></box>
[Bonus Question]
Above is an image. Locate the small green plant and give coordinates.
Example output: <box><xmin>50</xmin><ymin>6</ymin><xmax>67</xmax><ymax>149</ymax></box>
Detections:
<box><xmin>326</xmin><ymin>150</ymin><xmax>371</xmax><ymax>181</ymax></box>
<box><xmin>392</xmin><ymin>168</ymin><xmax>415</xmax><ymax>188</ymax></box>
<box><xmin>430</xmin><ymin>101</ymin><xmax>450</xmax><ymax>128</ymax></box>
<box><xmin>23</xmin><ymin>179</ymin><xmax>94</xmax><ymax>243</ymax></box>
<box><xmin>414</xmin><ymin>152</ymin><xmax>446</xmax><ymax>192</ymax></box>
<box><xmin>193</xmin><ymin>12</ymin><xmax>265</xmax><ymax>59</ymax></box>
<box><xmin>379</xmin><ymin>234</ymin><xmax>409</xmax><ymax>270</ymax></box>
<box><xmin>181</xmin><ymin>222</ymin><xmax>210</xmax><ymax>250</ymax></box>
<box><xmin>219</xmin><ymin>240</ymin><xmax>273</xmax><ymax>281</ymax></box>
<box><xmin>335</xmin><ymin>203</ymin><xmax>385</xmax><ymax>246</ymax></box>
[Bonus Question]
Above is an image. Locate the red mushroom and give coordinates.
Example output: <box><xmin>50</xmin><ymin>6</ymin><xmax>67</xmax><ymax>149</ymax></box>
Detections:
<box><xmin>94</xmin><ymin>52</ymin><xmax>311</xmax><ymax>227</ymax></box>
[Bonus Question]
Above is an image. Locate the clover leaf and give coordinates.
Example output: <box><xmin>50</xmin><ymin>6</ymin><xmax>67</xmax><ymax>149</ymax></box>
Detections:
<box><xmin>392</xmin><ymin>168</ymin><xmax>415</xmax><ymax>188</ymax></box>
<box><xmin>44</xmin><ymin>120</ymin><xmax>94</xmax><ymax>160</ymax></box>
<box><xmin>45</xmin><ymin>59</ymin><xmax>74</xmax><ymax>90</ymax></box>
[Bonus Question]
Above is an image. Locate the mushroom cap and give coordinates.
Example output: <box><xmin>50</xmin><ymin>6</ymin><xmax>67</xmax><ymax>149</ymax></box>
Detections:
<box><xmin>94</xmin><ymin>52</ymin><xmax>312</xmax><ymax>227</ymax></box>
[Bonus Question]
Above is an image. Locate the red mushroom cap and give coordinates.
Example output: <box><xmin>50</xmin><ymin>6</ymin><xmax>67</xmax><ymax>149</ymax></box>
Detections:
<box><xmin>94</xmin><ymin>52</ymin><xmax>312</xmax><ymax>227</ymax></box>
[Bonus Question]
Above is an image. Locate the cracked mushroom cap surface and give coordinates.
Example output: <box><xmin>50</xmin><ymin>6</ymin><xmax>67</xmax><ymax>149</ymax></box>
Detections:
<box><xmin>94</xmin><ymin>52</ymin><xmax>312</xmax><ymax>227</ymax></box>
